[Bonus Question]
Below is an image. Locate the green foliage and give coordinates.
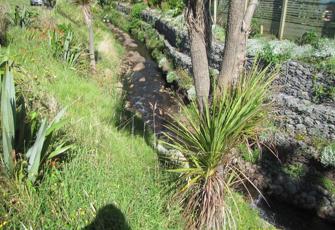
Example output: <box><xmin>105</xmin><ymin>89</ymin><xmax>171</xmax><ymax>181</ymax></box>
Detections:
<box><xmin>148</xmin><ymin>0</ymin><xmax>185</xmax><ymax>16</ymax></box>
<box><xmin>104</xmin><ymin>9</ymin><xmax>130</xmax><ymax>31</ymax></box>
<box><xmin>297</xmin><ymin>31</ymin><xmax>320</xmax><ymax>47</ymax></box>
<box><xmin>250</xmin><ymin>18</ymin><xmax>260</xmax><ymax>38</ymax></box>
<box><xmin>49</xmin><ymin>24</ymin><xmax>82</xmax><ymax>67</ymax></box>
<box><xmin>1</xmin><ymin>63</ymin><xmax>16</xmax><ymax>175</ymax></box>
<box><xmin>312</xmin><ymin>75</ymin><xmax>335</xmax><ymax>103</ymax></box>
<box><xmin>164</xmin><ymin>64</ymin><xmax>276</xmax><ymax>229</ymax></box>
<box><xmin>320</xmin><ymin>177</ymin><xmax>335</xmax><ymax>194</ymax></box>
<box><xmin>240</xmin><ymin>144</ymin><xmax>260</xmax><ymax>164</ymax></box>
<box><xmin>260</xmin><ymin>44</ymin><xmax>291</xmax><ymax>65</ymax></box>
<box><xmin>166</xmin><ymin>71</ymin><xmax>178</xmax><ymax>83</ymax></box>
<box><xmin>0</xmin><ymin>6</ymin><xmax>183</xmax><ymax>228</ymax></box>
<box><xmin>97</xmin><ymin>0</ymin><xmax>112</xmax><ymax>8</ymax></box>
<box><xmin>213</xmin><ymin>25</ymin><xmax>225</xmax><ymax>42</ymax></box>
<box><xmin>320</xmin><ymin>142</ymin><xmax>335</xmax><ymax>168</ymax></box>
<box><xmin>0</xmin><ymin>62</ymin><xmax>70</xmax><ymax>183</ymax></box>
<box><xmin>282</xmin><ymin>163</ymin><xmax>306</xmax><ymax>180</ymax></box>
<box><xmin>315</xmin><ymin>56</ymin><xmax>335</xmax><ymax>75</ymax></box>
<box><xmin>129</xmin><ymin>3</ymin><xmax>147</xmax><ymax>30</ymax></box>
<box><xmin>12</xmin><ymin>5</ymin><xmax>38</xmax><ymax>29</ymax></box>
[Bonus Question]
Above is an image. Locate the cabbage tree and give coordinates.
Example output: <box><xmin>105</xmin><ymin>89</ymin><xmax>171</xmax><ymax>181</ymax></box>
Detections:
<box><xmin>72</xmin><ymin>0</ymin><xmax>96</xmax><ymax>73</ymax></box>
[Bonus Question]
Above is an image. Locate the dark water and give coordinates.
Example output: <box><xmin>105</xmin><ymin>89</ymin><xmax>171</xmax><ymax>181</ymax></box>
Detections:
<box><xmin>254</xmin><ymin>195</ymin><xmax>335</xmax><ymax>230</ymax></box>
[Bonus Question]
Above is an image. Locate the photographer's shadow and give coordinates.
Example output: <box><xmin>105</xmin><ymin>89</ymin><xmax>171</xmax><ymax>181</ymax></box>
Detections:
<box><xmin>84</xmin><ymin>204</ymin><xmax>130</xmax><ymax>230</ymax></box>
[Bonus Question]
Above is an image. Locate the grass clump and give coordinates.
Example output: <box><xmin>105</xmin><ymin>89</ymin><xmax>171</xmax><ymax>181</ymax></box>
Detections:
<box><xmin>164</xmin><ymin>64</ymin><xmax>276</xmax><ymax>229</ymax></box>
<box><xmin>240</xmin><ymin>144</ymin><xmax>261</xmax><ymax>164</ymax></box>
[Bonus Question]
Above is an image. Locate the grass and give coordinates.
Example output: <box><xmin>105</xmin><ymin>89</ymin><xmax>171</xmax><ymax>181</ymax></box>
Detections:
<box><xmin>0</xmin><ymin>1</ymin><xmax>182</xmax><ymax>229</ymax></box>
<box><xmin>0</xmin><ymin>1</ymin><xmax>275</xmax><ymax>229</ymax></box>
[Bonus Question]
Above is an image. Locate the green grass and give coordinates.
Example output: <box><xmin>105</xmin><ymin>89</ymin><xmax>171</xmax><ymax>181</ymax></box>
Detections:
<box><xmin>0</xmin><ymin>1</ymin><xmax>274</xmax><ymax>229</ymax></box>
<box><xmin>0</xmin><ymin>1</ymin><xmax>182</xmax><ymax>229</ymax></box>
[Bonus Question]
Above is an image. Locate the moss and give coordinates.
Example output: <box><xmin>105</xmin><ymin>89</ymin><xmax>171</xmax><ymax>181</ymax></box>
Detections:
<box><xmin>282</xmin><ymin>163</ymin><xmax>306</xmax><ymax>180</ymax></box>
<box><xmin>175</xmin><ymin>68</ymin><xmax>192</xmax><ymax>88</ymax></box>
<box><xmin>320</xmin><ymin>177</ymin><xmax>335</xmax><ymax>194</ymax></box>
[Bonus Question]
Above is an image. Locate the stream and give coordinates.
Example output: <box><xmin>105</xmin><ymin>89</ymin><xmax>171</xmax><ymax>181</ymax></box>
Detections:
<box><xmin>108</xmin><ymin>23</ymin><xmax>335</xmax><ymax>230</ymax></box>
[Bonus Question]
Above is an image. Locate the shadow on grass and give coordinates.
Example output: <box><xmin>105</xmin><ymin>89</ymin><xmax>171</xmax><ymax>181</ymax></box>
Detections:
<box><xmin>84</xmin><ymin>204</ymin><xmax>130</xmax><ymax>230</ymax></box>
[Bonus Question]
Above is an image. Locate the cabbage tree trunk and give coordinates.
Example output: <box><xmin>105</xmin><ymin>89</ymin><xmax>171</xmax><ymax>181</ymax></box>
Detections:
<box><xmin>186</xmin><ymin>0</ymin><xmax>212</xmax><ymax>113</ymax></box>
<box><xmin>82</xmin><ymin>6</ymin><xmax>96</xmax><ymax>74</ymax></box>
<box><xmin>218</xmin><ymin>0</ymin><xmax>258</xmax><ymax>90</ymax></box>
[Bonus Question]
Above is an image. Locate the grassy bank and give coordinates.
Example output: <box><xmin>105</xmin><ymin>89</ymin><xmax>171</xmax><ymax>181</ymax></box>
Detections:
<box><xmin>0</xmin><ymin>1</ymin><xmax>182</xmax><ymax>229</ymax></box>
<box><xmin>0</xmin><ymin>1</ymin><xmax>274</xmax><ymax>229</ymax></box>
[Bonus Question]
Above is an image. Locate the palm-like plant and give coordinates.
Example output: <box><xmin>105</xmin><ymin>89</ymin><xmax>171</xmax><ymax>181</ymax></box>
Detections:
<box><xmin>72</xmin><ymin>0</ymin><xmax>96</xmax><ymax>73</ymax></box>
<box><xmin>164</xmin><ymin>64</ymin><xmax>276</xmax><ymax>229</ymax></box>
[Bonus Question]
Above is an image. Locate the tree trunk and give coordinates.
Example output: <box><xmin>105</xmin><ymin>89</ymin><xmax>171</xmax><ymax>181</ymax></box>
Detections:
<box><xmin>217</xmin><ymin>0</ymin><xmax>258</xmax><ymax>90</ymax></box>
<box><xmin>82</xmin><ymin>6</ymin><xmax>96</xmax><ymax>74</ymax></box>
<box><xmin>186</xmin><ymin>0</ymin><xmax>212</xmax><ymax>113</ymax></box>
<box><xmin>213</xmin><ymin>0</ymin><xmax>217</xmax><ymax>26</ymax></box>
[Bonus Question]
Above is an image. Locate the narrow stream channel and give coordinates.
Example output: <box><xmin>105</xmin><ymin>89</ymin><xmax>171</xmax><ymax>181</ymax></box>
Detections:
<box><xmin>108</xmin><ymin>23</ymin><xmax>335</xmax><ymax>230</ymax></box>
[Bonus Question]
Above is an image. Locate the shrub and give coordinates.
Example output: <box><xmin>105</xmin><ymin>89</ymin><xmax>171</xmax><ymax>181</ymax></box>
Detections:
<box><xmin>314</xmin><ymin>38</ymin><xmax>335</xmax><ymax>58</ymax></box>
<box><xmin>247</xmin><ymin>39</ymin><xmax>266</xmax><ymax>56</ymax></box>
<box><xmin>320</xmin><ymin>143</ymin><xmax>335</xmax><ymax>168</ymax></box>
<box><xmin>260</xmin><ymin>41</ymin><xmax>293</xmax><ymax>64</ymax></box>
<box><xmin>164</xmin><ymin>63</ymin><xmax>276</xmax><ymax>229</ymax></box>
<box><xmin>297</xmin><ymin>31</ymin><xmax>319</xmax><ymax>47</ymax></box>
<box><xmin>250</xmin><ymin>18</ymin><xmax>260</xmax><ymax>38</ymax></box>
